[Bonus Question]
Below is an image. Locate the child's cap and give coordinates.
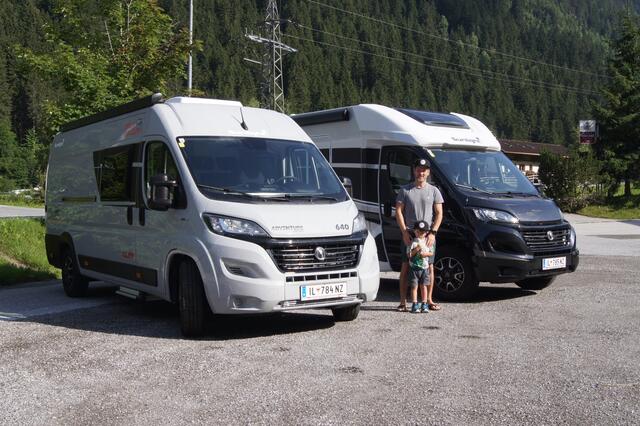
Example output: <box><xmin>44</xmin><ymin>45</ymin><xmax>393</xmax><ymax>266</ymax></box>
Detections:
<box><xmin>413</xmin><ymin>220</ymin><xmax>429</xmax><ymax>231</ymax></box>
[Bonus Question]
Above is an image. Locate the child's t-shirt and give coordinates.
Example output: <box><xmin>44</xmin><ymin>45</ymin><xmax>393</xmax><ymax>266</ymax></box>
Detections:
<box><xmin>408</xmin><ymin>237</ymin><xmax>433</xmax><ymax>270</ymax></box>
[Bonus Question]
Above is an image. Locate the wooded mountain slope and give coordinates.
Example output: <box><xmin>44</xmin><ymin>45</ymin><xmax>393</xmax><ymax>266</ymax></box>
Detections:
<box><xmin>2</xmin><ymin>0</ymin><xmax>640</xmax><ymax>148</ymax></box>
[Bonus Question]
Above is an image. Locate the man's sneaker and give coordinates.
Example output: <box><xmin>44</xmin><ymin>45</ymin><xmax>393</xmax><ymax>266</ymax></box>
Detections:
<box><xmin>421</xmin><ymin>302</ymin><xmax>430</xmax><ymax>313</ymax></box>
<box><xmin>411</xmin><ymin>302</ymin><xmax>421</xmax><ymax>313</ymax></box>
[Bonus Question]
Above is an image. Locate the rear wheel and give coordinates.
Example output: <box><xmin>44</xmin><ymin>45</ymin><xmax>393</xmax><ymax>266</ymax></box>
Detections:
<box><xmin>433</xmin><ymin>247</ymin><xmax>478</xmax><ymax>301</ymax></box>
<box><xmin>61</xmin><ymin>247</ymin><xmax>89</xmax><ymax>297</ymax></box>
<box><xmin>516</xmin><ymin>276</ymin><xmax>556</xmax><ymax>291</ymax></box>
<box><xmin>178</xmin><ymin>260</ymin><xmax>210</xmax><ymax>337</ymax></box>
<box><xmin>332</xmin><ymin>304</ymin><xmax>360</xmax><ymax>321</ymax></box>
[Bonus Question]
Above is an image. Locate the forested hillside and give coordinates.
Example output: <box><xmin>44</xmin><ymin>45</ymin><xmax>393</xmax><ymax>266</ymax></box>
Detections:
<box><xmin>1</xmin><ymin>0</ymin><xmax>639</xmax><ymax>189</ymax></box>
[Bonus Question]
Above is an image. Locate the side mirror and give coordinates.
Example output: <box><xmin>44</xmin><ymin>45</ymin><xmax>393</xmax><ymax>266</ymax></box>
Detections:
<box><xmin>149</xmin><ymin>174</ymin><xmax>177</xmax><ymax>211</ymax></box>
<box><xmin>340</xmin><ymin>176</ymin><xmax>353</xmax><ymax>197</ymax></box>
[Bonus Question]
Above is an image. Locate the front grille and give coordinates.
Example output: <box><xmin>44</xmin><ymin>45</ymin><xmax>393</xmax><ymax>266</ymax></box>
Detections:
<box><xmin>522</xmin><ymin>227</ymin><xmax>571</xmax><ymax>252</ymax></box>
<box><xmin>270</xmin><ymin>243</ymin><xmax>360</xmax><ymax>272</ymax></box>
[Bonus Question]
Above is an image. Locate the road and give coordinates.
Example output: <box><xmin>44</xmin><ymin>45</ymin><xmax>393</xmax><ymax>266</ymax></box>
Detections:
<box><xmin>0</xmin><ymin>205</ymin><xmax>45</xmax><ymax>218</ymax></box>
<box><xmin>0</xmin><ymin>215</ymin><xmax>638</xmax><ymax>425</ymax></box>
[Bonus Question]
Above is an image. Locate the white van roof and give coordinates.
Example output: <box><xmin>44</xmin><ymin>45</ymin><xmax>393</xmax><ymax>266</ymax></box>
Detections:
<box><xmin>56</xmin><ymin>94</ymin><xmax>312</xmax><ymax>150</ymax></box>
<box><xmin>292</xmin><ymin>104</ymin><xmax>501</xmax><ymax>151</ymax></box>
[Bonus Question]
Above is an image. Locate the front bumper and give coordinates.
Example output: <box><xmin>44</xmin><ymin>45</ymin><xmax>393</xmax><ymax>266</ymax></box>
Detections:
<box><xmin>202</xmin><ymin>232</ymin><xmax>379</xmax><ymax>314</ymax></box>
<box><xmin>473</xmin><ymin>248</ymin><xmax>580</xmax><ymax>283</ymax></box>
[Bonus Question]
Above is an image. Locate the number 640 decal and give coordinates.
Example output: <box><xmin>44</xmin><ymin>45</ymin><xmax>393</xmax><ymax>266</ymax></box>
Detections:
<box><xmin>335</xmin><ymin>223</ymin><xmax>350</xmax><ymax>230</ymax></box>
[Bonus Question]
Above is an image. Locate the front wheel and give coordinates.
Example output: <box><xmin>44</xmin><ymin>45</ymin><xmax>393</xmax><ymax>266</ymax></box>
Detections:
<box><xmin>433</xmin><ymin>247</ymin><xmax>479</xmax><ymax>301</ymax></box>
<box><xmin>332</xmin><ymin>304</ymin><xmax>360</xmax><ymax>321</ymax></box>
<box><xmin>61</xmin><ymin>247</ymin><xmax>89</xmax><ymax>297</ymax></box>
<box><xmin>516</xmin><ymin>276</ymin><xmax>556</xmax><ymax>291</ymax></box>
<box><xmin>178</xmin><ymin>260</ymin><xmax>211</xmax><ymax>337</ymax></box>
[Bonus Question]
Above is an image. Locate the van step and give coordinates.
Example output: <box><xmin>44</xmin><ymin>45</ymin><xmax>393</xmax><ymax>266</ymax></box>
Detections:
<box><xmin>116</xmin><ymin>287</ymin><xmax>149</xmax><ymax>301</ymax></box>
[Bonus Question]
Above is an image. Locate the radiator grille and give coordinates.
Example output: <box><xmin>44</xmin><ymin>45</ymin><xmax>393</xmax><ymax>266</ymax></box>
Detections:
<box><xmin>522</xmin><ymin>227</ymin><xmax>571</xmax><ymax>252</ymax></box>
<box><xmin>270</xmin><ymin>243</ymin><xmax>360</xmax><ymax>272</ymax></box>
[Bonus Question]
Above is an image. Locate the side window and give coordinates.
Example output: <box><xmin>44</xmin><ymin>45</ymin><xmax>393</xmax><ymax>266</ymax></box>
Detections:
<box><xmin>145</xmin><ymin>142</ymin><xmax>180</xmax><ymax>204</ymax></box>
<box><xmin>387</xmin><ymin>149</ymin><xmax>416</xmax><ymax>193</ymax></box>
<box><xmin>93</xmin><ymin>145</ymin><xmax>136</xmax><ymax>202</ymax></box>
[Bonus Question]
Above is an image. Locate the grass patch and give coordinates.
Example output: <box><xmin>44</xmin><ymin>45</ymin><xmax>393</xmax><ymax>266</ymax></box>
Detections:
<box><xmin>0</xmin><ymin>218</ymin><xmax>60</xmax><ymax>286</ymax></box>
<box><xmin>579</xmin><ymin>187</ymin><xmax>640</xmax><ymax>220</ymax></box>
<box><xmin>0</xmin><ymin>193</ymin><xmax>44</xmax><ymax>208</ymax></box>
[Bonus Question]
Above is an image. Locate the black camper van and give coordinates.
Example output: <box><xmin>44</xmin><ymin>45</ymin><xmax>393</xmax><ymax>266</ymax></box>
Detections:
<box><xmin>294</xmin><ymin>105</ymin><xmax>579</xmax><ymax>300</ymax></box>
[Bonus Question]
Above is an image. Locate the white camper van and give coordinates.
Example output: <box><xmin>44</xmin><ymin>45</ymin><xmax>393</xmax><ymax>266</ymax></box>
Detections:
<box><xmin>45</xmin><ymin>94</ymin><xmax>379</xmax><ymax>336</ymax></box>
<box><xmin>293</xmin><ymin>105</ymin><xmax>579</xmax><ymax>300</ymax></box>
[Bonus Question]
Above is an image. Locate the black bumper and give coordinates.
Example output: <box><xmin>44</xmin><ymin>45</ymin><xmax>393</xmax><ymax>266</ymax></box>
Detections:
<box><xmin>473</xmin><ymin>248</ymin><xmax>580</xmax><ymax>283</ymax></box>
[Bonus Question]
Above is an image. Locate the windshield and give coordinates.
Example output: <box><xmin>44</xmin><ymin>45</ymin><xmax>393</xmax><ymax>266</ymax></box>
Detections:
<box><xmin>178</xmin><ymin>137</ymin><xmax>348</xmax><ymax>202</ymax></box>
<box><xmin>430</xmin><ymin>149</ymin><xmax>538</xmax><ymax>195</ymax></box>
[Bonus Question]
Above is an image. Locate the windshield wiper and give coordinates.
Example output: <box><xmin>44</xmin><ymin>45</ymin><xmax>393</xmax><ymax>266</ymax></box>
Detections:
<box><xmin>196</xmin><ymin>184</ymin><xmax>259</xmax><ymax>200</ymax></box>
<box><xmin>265</xmin><ymin>194</ymin><xmax>339</xmax><ymax>202</ymax></box>
<box><xmin>495</xmin><ymin>191</ymin><xmax>539</xmax><ymax>197</ymax></box>
<box><xmin>454</xmin><ymin>183</ymin><xmax>494</xmax><ymax>195</ymax></box>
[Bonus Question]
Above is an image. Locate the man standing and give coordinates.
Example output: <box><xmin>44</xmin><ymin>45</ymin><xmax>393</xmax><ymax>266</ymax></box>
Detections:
<box><xmin>395</xmin><ymin>158</ymin><xmax>443</xmax><ymax>312</ymax></box>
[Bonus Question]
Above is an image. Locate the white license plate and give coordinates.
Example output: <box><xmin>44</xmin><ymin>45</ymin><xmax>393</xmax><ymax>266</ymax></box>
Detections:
<box><xmin>542</xmin><ymin>256</ymin><xmax>567</xmax><ymax>270</ymax></box>
<box><xmin>300</xmin><ymin>283</ymin><xmax>346</xmax><ymax>301</ymax></box>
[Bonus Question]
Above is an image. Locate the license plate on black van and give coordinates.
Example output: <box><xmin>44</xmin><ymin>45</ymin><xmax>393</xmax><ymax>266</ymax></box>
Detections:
<box><xmin>542</xmin><ymin>256</ymin><xmax>566</xmax><ymax>270</ymax></box>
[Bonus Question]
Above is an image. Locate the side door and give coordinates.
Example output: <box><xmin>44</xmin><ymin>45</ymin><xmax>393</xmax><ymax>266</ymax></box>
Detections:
<box><xmin>134</xmin><ymin>140</ymin><xmax>187</xmax><ymax>295</ymax></box>
<box><xmin>77</xmin><ymin>144</ymin><xmax>139</xmax><ymax>282</ymax></box>
<box><xmin>378</xmin><ymin>146</ymin><xmax>420</xmax><ymax>271</ymax></box>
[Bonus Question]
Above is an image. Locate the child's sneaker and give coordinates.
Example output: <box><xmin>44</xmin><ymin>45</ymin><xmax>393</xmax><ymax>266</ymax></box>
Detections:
<box><xmin>411</xmin><ymin>302</ymin><xmax>421</xmax><ymax>313</ymax></box>
<box><xmin>421</xmin><ymin>302</ymin><xmax>430</xmax><ymax>313</ymax></box>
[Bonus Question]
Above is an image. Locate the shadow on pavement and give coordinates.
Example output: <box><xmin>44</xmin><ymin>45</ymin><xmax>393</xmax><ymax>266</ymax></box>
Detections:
<box><xmin>20</xmin><ymin>286</ymin><xmax>336</xmax><ymax>341</ymax></box>
<box><xmin>364</xmin><ymin>278</ymin><xmax>536</xmax><ymax>309</ymax></box>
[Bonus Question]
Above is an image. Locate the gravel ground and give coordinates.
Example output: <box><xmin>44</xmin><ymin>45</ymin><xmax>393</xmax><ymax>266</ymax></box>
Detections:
<box><xmin>1</xmin><ymin>254</ymin><xmax>638</xmax><ymax>425</ymax></box>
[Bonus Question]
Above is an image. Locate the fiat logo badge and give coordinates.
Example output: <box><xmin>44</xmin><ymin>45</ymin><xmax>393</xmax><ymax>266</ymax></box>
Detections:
<box><xmin>314</xmin><ymin>246</ymin><xmax>326</xmax><ymax>261</ymax></box>
<box><xmin>546</xmin><ymin>231</ymin><xmax>554</xmax><ymax>241</ymax></box>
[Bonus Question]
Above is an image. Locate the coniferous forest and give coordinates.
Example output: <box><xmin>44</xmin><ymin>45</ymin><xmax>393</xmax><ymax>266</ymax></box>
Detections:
<box><xmin>1</xmin><ymin>0</ymin><xmax>639</xmax><ymax>190</ymax></box>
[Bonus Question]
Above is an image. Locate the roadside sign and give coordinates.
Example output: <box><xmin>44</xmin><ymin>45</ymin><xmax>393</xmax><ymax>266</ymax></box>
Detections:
<box><xmin>579</xmin><ymin>120</ymin><xmax>597</xmax><ymax>144</ymax></box>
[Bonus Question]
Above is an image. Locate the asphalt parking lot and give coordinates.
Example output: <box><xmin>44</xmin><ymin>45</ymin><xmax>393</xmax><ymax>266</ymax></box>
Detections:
<box><xmin>1</xmin><ymin>215</ymin><xmax>639</xmax><ymax>425</ymax></box>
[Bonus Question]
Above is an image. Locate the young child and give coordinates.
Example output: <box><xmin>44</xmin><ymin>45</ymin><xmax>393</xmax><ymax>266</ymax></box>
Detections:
<box><xmin>407</xmin><ymin>220</ymin><xmax>434</xmax><ymax>313</ymax></box>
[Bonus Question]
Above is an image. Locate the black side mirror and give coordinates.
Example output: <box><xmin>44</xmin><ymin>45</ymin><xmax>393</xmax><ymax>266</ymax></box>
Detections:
<box><xmin>149</xmin><ymin>173</ymin><xmax>177</xmax><ymax>211</ymax></box>
<box><xmin>340</xmin><ymin>176</ymin><xmax>353</xmax><ymax>197</ymax></box>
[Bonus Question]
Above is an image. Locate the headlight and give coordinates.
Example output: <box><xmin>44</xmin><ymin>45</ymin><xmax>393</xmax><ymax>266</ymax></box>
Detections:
<box><xmin>352</xmin><ymin>212</ymin><xmax>367</xmax><ymax>234</ymax></box>
<box><xmin>203</xmin><ymin>214</ymin><xmax>269</xmax><ymax>237</ymax></box>
<box><xmin>569</xmin><ymin>226</ymin><xmax>576</xmax><ymax>248</ymax></box>
<box><xmin>472</xmin><ymin>208</ymin><xmax>519</xmax><ymax>224</ymax></box>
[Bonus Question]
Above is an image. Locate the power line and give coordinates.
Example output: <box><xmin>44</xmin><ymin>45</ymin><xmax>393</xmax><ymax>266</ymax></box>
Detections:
<box><xmin>306</xmin><ymin>0</ymin><xmax>611</xmax><ymax>81</ymax></box>
<box><xmin>283</xmin><ymin>33</ymin><xmax>598</xmax><ymax>96</ymax></box>
<box><xmin>294</xmin><ymin>23</ymin><xmax>598</xmax><ymax>95</ymax></box>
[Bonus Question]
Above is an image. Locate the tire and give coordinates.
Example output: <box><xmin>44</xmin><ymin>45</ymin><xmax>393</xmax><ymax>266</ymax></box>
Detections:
<box><xmin>61</xmin><ymin>247</ymin><xmax>89</xmax><ymax>297</ymax></box>
<box><xmin>332</xmin><ymin>304</ymin><xmax>360</xmax><ymax>322</ymax></box>
<box><xmin>433</xmin><ymin>246</ymin><xmax>479</xmax><ymax>301</ymax></box>
<box><xmin>516</xmin><ymin>275</ymin><xmax>556</xmax><ymax>291</ymax></box>
<box><xmin>178</xmin><ymin>260</ymin><xmax>210</xmax><ymax>337</ymax></box>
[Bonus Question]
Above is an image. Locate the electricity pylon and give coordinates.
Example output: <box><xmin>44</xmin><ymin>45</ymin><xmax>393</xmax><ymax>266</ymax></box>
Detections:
<box><xmin>245</xmin><ymin>0</ymin><xmax>297</xmax><ymax>113</ymax></box>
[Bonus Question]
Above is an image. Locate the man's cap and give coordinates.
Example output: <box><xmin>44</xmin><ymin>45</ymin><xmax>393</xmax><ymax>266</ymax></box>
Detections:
<box><xmin>413</xmin><ymin>220</ymin><xmax>429</xmax><ymax>231</ymax></box>
<box><xmin>414</xmin><ymin>158</ymin><xmax>430</xmax><ymax>168</ymax></box>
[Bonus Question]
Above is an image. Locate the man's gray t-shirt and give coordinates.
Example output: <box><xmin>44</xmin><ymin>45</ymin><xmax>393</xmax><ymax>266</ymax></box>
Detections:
<box><xmin>396</xmin><ymin>183</ymin><xmax>444</xmax><ymax>229</ymax></box>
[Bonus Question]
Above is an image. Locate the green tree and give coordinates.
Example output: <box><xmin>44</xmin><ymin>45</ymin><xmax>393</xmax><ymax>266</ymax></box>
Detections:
<box><xmin>593</xmin><ymin>12</ymin><xmax>640</xmax><ymax>196</ymax></box>
<box><xmin>15</xmin><ymin>0</ymin><xmax>196</xmax><ymax>136</ymax></box>
<box><xmin>538</xmin><ymin>148</ymin><xmax>603</xmax><ymax>212</ymax></box>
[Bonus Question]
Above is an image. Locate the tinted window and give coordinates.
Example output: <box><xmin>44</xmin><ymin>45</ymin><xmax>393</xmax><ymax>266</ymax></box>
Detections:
<box><xmin>431</xmin><ymin>149</ymin><xmax>538</xmax><ymax>195</ymax></box>
<box><xmin>93</xmin><ymin>145</ymin><xmax>135</xmax><ymax>202</ymax></box>
<box><xmin>178</xmin><ymin>137</ymin><xmax>348</xmax><ymax>202</ymax></box>
<box><xmin>388</xmin><ymin>150</ymin><xmax>416</xmax><ymax>193</ymax></box>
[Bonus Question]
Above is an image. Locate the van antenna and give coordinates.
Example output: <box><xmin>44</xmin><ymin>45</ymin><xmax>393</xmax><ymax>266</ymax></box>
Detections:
<box><xmin>239</xmin><ymin>106</ymin><xmax>249</xmax><ymax>130</ymax></box>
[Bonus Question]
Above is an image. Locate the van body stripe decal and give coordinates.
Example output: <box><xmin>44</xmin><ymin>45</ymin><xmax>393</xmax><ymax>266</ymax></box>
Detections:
<box><xmin>78</xmin><ymin>255</ymin><xmax>158</xmax><ymax>287</ymax></box>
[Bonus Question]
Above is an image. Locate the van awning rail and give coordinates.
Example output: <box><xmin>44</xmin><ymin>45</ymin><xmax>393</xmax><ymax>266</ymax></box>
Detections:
<box><xmin>59</xmin><ymin>93</ymin><xmax>164</xmax><ymax>133</ymax></box>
